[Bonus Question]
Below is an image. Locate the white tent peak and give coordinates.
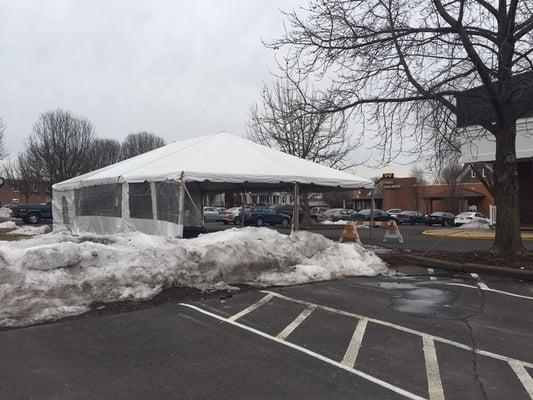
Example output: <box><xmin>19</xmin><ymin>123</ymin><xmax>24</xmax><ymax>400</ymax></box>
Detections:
<box><xmin>53</xmin><ymin>132</ymin><xmax>373</xmax><ymax>191</ymax></box>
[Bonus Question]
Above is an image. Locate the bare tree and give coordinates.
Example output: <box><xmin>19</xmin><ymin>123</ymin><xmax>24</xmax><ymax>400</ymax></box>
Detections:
<box><xmin>271</xmin><ymin>0</ymin><xmax>533</xmax><ymax>253</ymax></box>
<box><xmin>439</xmin><ymin>160</ymin><xmax>464</xmax><ymax>214</ymax></box>
<box><xmin>121</xmin><ymin>132</ymin><xmax>166</xmax><ymax>160</ymax></box>
<box><xmin>410</xmin><ymin>165</ymin><xmax>428</xmax><ymax>186</ymax></box>
<box><xmin>25</xmin><ymin>109</ymin><xmax>96</xmax><ymax>191</ymax></box>
<box><xmin>88</xmin><ymin>138</ymin><xmax>122</xmax><ymax>170</ymax></box>
<box><xmin>247</xmin><ymin>79</ymin><xmax>359</xmax><ymax>224</ymax></box>
<box><xmin>0</xmin><ymin>118</ymin><xmax>8</xmax><ymax>159</ymax></box>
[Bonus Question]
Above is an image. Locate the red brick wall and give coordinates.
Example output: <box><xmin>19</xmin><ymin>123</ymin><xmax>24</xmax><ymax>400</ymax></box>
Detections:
<box><xmin>416</xmin><ymin>183</ymin><xmax>494</xmax><ymax>216</ymax></box>
<box><xmin>0</xmin><ymin>181</ymin><xmax>49</xmax><ymax>207</ymax></box>
<box><xmin>380</xmin><ymin>177</ymin><xmax>418</xmax><ymax>211</ymax></box>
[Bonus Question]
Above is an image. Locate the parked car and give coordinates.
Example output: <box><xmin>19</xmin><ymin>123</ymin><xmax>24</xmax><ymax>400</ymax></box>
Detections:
<box><xmin>321</xmin><ymin>208</ymin><xmax>354</xmax><ymax>222</ymax></box>
<box><xmin>11</xmin><ymin>202</ymin><xmax>52</xmax><ymax>224</ymax></box>
<box><xmin>454</xmin><ymin>211</ymin><xmax>490</xmax><ymax>226</ymax></box>
<box><xmin>243</xmin><ymin>206</ymin><xmax>291</xmax><ymax>226</ymax></box>
<box><xmin>203</xmin><ymin>206</ymin><xmax>222</xmax><ymax>222</ymax></box>
<box><xmin>272</xmin><ymin>206</ymin><xmax>321</xmax><ymax>223</ymax></box>
<box><xmin>352</xmin><ymin>209</ymin><xmax>397</xmax><ymax>223</ymax></box>
<box><xmin>386</xmin><ymin>208</ymin><xmax>402</xmax><ymax>219</ymax></box>
<box><xmin>425</xmin><ymin>212</ymin><xmax>455</xmax><ymax>226</ymax></box>
<box><xmin>396</xmin><ymin>210</ymin><xmax>425</xmax><ymax>225</ymax></box>
<box><xmin>220</xmin><ymin>207</ymin><xmax>242</xmax><ymax>224</ymax></box>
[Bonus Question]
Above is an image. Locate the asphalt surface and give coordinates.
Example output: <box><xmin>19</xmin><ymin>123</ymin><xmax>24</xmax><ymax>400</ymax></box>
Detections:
<box><xmin>205</xmin><ymin>222</ymin><xmax>533</xmax><ymax>252</ymax></box>
<box><xmin>1</xmin><ymin>267</ymin><xmax>532</xmax><ymax>400</ymax></box>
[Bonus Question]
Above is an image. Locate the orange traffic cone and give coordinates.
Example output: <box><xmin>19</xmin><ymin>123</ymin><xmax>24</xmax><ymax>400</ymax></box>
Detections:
<box><xmin>339</xmin><ymin>222</ymin><xmax>362</xmax><ymax>244</ymax></box>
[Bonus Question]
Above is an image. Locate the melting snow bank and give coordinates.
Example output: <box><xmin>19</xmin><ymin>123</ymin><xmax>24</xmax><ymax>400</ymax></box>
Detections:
<box><xmin>460</xmin><ymin>221</ymin><xmax>492</xmax><ymax>230</ymax></box>
<box><xmin>0</xmin><ymin>227</ymin><xmax>387</xmax><ymax>327</ymax></box>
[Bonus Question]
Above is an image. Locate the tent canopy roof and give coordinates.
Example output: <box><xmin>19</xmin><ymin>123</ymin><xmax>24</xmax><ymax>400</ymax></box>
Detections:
<box><xmin>53</xmin><ymin>132</ymin><xmax>373</xmax><ymax>192</ymax></box>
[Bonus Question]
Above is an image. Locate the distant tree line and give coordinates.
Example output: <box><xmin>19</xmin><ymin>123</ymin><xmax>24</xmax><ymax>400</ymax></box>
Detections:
<box><xmin>1</xmin><ymin>109</ymin><xmax>166</xmax><ymax>199</ymax></box>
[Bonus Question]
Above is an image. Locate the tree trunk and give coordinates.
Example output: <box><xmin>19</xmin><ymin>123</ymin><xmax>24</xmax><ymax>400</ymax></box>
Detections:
<box><xmin>492</xmin><ymin>125</ymin><xmax>523</xmax><ymax>254</ymax></box>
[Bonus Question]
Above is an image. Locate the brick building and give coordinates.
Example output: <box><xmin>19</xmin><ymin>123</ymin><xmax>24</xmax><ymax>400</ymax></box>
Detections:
<box><xmin>0</xmin><ymin>178</ymin><xmax>49</xmax><ymax>207</ymax></box>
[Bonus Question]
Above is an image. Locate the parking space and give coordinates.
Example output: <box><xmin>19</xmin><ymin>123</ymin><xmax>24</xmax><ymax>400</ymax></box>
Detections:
<box><xmin>186</xmin><ymin>272</ymin><xmax>533</xmax><ymax>400</ymax></box>
<box><xmin>1</xmin><ymin>269</ymin><xmax>532</xmax><ymax>399</ymax></box>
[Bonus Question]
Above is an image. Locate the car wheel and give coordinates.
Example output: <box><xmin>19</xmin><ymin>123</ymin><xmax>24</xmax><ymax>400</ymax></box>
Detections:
<box><xmin>281</xmin><ymin>218</ymin><xmax>289</xmax><ymax>226</ymax></box>
<box><xmin>234</xmin><ymin>216</ymin><xmax>241</xmax><ymax>225</ymax></box>
<box><xmin>410</xmin><ymin>220</ymin><xmax>415</xmax><ymax>225</ymax></box>
<box><xmin>26</xmin><ymin>213</ymin><xmax>40</xmax><ymax>224</ymax></box>
<box><xmin>256</xmin><ymin>217</ymin><xmax>264</xmax><ymax>226</ymax></box>
<box><xmin>222</xmin><ymin>220</ymin><xmax>228</xmax><ymax>225</ymax></box>
<box><xmin>311</xmin><ymin>216</ymin><xmax>317</xmax><ymax>224</ymax></box>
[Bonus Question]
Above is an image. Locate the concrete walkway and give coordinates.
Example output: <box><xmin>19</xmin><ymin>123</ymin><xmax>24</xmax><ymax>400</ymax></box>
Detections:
<box><xmin>422</xmin><ymin>228</ymin><xmax>533</xmax><ymax>241</ymax></box>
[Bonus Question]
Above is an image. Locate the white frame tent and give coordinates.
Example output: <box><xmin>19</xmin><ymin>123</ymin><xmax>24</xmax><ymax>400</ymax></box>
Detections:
<box><xmin>52</xmin><ymin>132</ymin><xmax>374</xmax><ymax>237</ymax></box>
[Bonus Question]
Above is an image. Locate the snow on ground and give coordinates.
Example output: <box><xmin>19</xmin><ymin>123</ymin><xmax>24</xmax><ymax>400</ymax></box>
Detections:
<box><xmin>0</xmin><ymin>221</ymin><xmax>16</xmax><ymax>229</ymax></box>
<box><xmin>460</xmin><ymin>221</ymin><xmax>492</xmax><ymax>230</ymax></box>
<box><xmin>0</xmin><ymin>207</ymin><xmax>12</xmax><ymax>219</ymax></box>
<box><xmin>7</xmin><ymin>225</ymin><xmax>51</xmax><ymax>236</ymax></box>
<box><xmin>320</xmin><ymin>219</ymin><xmax>351</xmax><ymax>225</ymax></box>
<box><xmin>0</xmin><ymin>227</ymin><xmax>387</xmax><ymax>327</ymax></box>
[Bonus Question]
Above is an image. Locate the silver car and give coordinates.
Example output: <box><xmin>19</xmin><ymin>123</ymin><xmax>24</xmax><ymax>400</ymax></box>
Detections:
<box><xmin>203</xmin><ymin>206</ymin><xmax>222</xmax><ymax>222</ymax></box>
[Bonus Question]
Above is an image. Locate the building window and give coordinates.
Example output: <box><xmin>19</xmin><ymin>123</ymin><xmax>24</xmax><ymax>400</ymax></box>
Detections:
<box><xmin>471</xmin><ymin>168</ymin><xmax>476</xmax><ymax>178</ymax></box>
<box><xmin>481</xmin><ymin>168</ymin><xmax>486</xmax><ymax>178</ymax></box>
<box><xmin>12</xmin><ymin>184</ymin><xmax>19</xmax><ymax>193</ymax></box>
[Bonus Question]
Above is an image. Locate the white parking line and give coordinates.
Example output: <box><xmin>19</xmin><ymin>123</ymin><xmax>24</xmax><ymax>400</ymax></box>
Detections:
<box><xmin>422</xmin><ymin>336</ymin><xmax>445</xmax><ymax>400</ymax></box>
<box><xmin>227</xmin><ymin>293</ymin><xmax>274</xmax><ymax>321</ymax></box>
<box><xmin>427</xmin><ymin>268</ymin><xmax>437</xmax><ymax>281</ymax></box>
<box><xmin>509</xmin><ymin>361</ymin><xmax>533</xmax><ymax>398</ymax></box>
<box><xmin>260</xmin><ymin>290</ymin><xmax>533</xmax><ymax>369</ymax></box>
<box><xmin>179</xmin><ymin>303</ymin><xmax>427</xmax><ymax>400</ymax></box>
<box><xmin>470</xmin><ymin>273</ymin><xmax>490</xmax><ymax>290</ymax></box>
<box><xmin>341</xmin><ymin>318</ymin><xmax>368</xmax><ymax>368</ymax></box>
<box><xmin>442</xmin><ymin>282</ymin><xmax>533</xmax><ymax>301</ymax></box>
<box><xmin>276</xmin><ymin>305</ymin><xmax>316</xmax><ymax>340</ymax></box>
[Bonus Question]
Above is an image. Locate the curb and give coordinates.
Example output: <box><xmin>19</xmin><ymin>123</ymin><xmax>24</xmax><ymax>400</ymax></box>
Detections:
<box><xmin>421</xmin><ymin>229</ymin><xmax>533</xmax><ymax>241</ymax></box>
<box><xmin>390</xmin><ymin>254</ymin><xmax>533</xmax><ymax>281</ymax></box>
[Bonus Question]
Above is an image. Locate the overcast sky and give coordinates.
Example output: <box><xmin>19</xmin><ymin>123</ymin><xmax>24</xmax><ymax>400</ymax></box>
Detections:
<box><xmin>0</xmin><ymin>0</ymin><xmax>413</xmax><ymax>179</ymax></box>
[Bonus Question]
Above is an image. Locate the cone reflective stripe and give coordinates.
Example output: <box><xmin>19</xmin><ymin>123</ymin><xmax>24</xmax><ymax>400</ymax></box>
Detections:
<box><xmin>339</xmin><ymin>222</ymin><xmax>361</xmax><ymax>244</ymax></box>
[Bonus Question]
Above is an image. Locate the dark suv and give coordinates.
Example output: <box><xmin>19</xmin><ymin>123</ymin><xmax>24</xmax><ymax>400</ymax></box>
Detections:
<box><xmin>11</xmin><ymin>202</ymin><xmax>52</xmax><ymax>224</ymax></box>
<box><xmin>243</xmin><ymin>207</ymin><xmax>292</xmax><ymax>226</ymax></box>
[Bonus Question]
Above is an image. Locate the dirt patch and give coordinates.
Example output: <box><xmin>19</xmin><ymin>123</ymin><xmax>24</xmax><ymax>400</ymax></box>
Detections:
<box><xmin>381</xmin><ymin>249</ymin><xmax>533</xmax><ymax>271</ymax></box>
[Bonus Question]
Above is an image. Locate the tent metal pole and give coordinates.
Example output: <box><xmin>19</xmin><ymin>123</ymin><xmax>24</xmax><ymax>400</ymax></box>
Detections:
<box><xmin>241</xmin><ymin>187</ymin><xmax>245</xmax><ymax>226</ymax></box>
<box><xmin>294</xmin><ymin>183</ymin><xmax>299</xmax><ymax>231</ymax></box>
<box><xmin>177</xmin><ymin>177</ymin><xmax>185</xmax><ymax>238</ymax></box>
<box><xmin>370</xmin><ymin>187</ymin><xmax>375</xmax><ymax>240</ymax></box>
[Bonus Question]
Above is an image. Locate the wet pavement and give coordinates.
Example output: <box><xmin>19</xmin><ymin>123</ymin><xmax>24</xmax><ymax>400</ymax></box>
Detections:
<box><xmin>0</xmin><ymin>266</ymin><xmax>532</xmax><ymax>399</ymax></box>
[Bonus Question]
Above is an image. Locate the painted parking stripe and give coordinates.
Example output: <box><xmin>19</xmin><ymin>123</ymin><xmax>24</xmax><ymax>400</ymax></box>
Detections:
<box><xmin>427</xmin><ymin>268</ymin><xmax>437</xmax><ymax>281</ymax></box>
<box><xmin>276</xmin><ymin>305</ymin><xmax>316</xmax><ymax>340</ymax></box>
<box><xmin>509</xmin><ymin>361</ymin><xmax>533</xmax><ymax>399</ymax></box>
<box><xmin>227</xmin><ymin>293</ymin><xmax>274</xmax><ymax>321</ymax></box>
<box><xmin>470</xmin><ymin>273</ymin><xmax>490</xmax><ymax>290</ymax></box>
<box><xmin>179</xmin><ymin>303</ymin><xmax>426</xmax><ymax>400</ymax></box>
<box><xmin>261</xmin><ymin>290</ymin><xmax>533</xmax><ymax>369</ymax></box>
<box><xmin>422</xmin><ymin>336</ymin><xmax>445</xmax><ymax>400</ymax></box>
<box><xmin>443</xmin><ymin>282</ymin><xmax>533</xmax><ymax>301</ymax></box>
<box><xmin>341</xmin><ymin>318</ymin><xmax>368</xmax><ymax>368</ymax></box>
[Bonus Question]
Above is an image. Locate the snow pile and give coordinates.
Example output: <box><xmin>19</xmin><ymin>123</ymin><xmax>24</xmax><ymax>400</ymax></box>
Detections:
<box><xmin>0</xmin><ymin>207</ymin><xmax>11</xmax><ymax>219</ymax></box>
<box><xmin>460</xmin><ymin>221</ymin><xmax>491</xmax><ymax>230</ymax></box>
<box><xmin>8</xmin><ymin>225</ymin><xmax>51</xmax><ymax>236</ymax></box>
<box><xmin>0</xmin><ymin>221</ymin><xmax>16</xmax><ymax>229</ymax></box>
<box><xmin>0</xmin><ymin>227</ymin><xmax>387</xmax><ymax>327</ymax></box>
<box><xmin>320</xmin><ymin>219</ymin><xmax>351</xmax><ymax>225</ymax></box>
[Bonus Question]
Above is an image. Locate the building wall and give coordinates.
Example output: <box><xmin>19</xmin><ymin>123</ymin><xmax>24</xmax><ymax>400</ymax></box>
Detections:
<box><xmin>518</xmin><ymin>160</ymin><xmax>533</xmax><ymax>226</ymax></box>
<box><xmin>417</xmin><ymin>183</ymin><xmax>494</xmax><ymax>216</ymax></box>
<box><xmin>0</xmin><ymin>180</ymin><xmax>49</xmax><ymax>207</ymax></box>
<box><xmin>380</xmin><ymin>177</ymin><xmax>419</xmax><ymax>211</ymax></box>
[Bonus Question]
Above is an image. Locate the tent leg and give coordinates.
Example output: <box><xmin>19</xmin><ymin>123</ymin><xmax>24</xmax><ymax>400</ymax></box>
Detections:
<box><xmin>370</xmin><ymin>188</ymin><xmax>375</xmax><ymax>240</ymax></box>
<box><xmin>177</xmin><ymin>179</ymin><xmax>185</xmax><ymax>238</ymax></box>
<box><xmin>241</xmin><ymin>187</ymin><xmax>246</xmax><ymax>226</ymax></box>
<box><xmin>294</xmin><ymin>183</ymin><xmax>299</xmax><ymax>231</ymax></box>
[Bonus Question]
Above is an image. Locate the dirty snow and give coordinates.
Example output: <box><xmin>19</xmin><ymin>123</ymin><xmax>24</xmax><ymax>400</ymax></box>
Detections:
<box><xmin>8</xmin><ymin>225</ymin><xmax>51</xmax><ymax>236</ymax></box>
<box><xmin>460</xmin><ymin>221</ymin><xmax>492</xmax><ymax>230</ymax></box>
<box><xmin>320</xmin><ymin>219</ymin><xmax>351</xmax><ymax>225</ymax></box>
<box><xmin>0</xmin><ymin>207</ymin><xmax>11</xmax><ymax>219</ymax></box>
<box><xmin>0</xmin><ymin>227</ymin><xmax>387</xmax><ymax>327</ymax></box>
<box><xmin>0</xmin><ymin>221</ymin><xmax>16</xmax><ymax>229</ymax></box>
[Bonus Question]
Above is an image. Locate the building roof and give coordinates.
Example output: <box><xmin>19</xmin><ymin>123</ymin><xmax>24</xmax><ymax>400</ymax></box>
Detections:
<box><xmin>53</xmin><ymin>132</ymin><xmax>373</xmax><ymax>192</ymax></box>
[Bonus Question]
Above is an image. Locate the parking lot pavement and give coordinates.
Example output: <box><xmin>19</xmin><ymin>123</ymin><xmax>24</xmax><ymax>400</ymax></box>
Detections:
<box><xmin>1</xmin><ymin>269</ymin><xmax>532</xmax><ymax>400</ymax></box>
<box><xmin>204</xmin><ymin>222</ymin><xmax>533</xmax><ymax>252</ymax></box>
